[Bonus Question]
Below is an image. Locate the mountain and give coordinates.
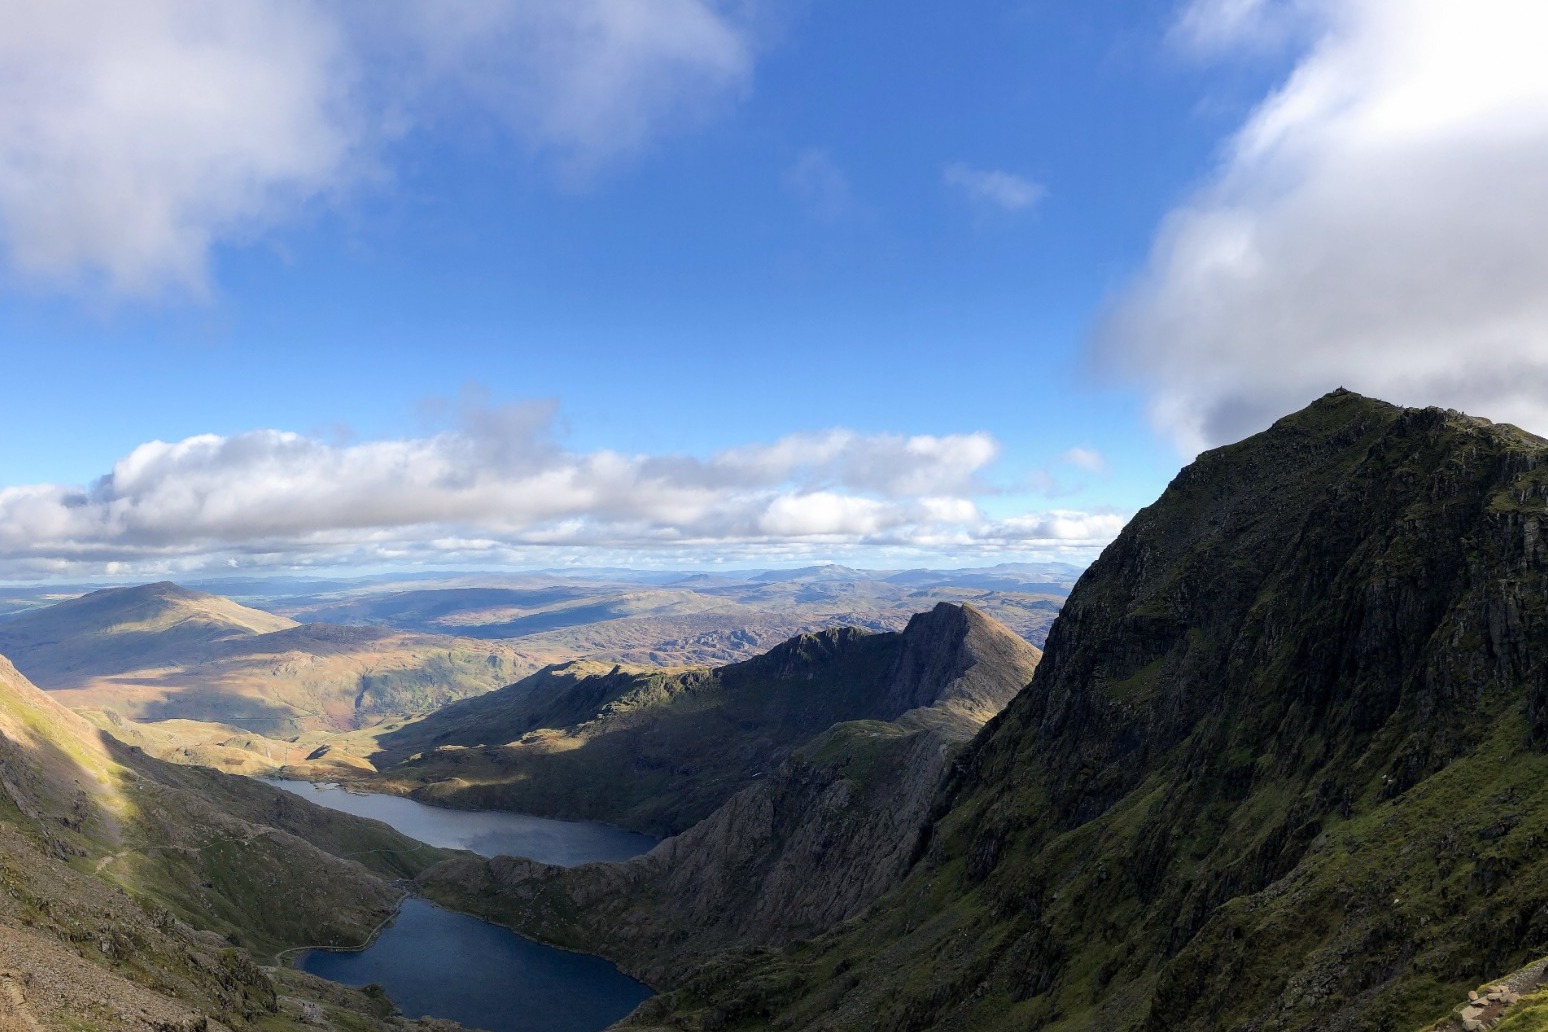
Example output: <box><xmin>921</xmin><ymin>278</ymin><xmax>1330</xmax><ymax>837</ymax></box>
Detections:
<box><xmin>0</xmin><ymin>581</ymin><xmax>297</xmax><ymax>679</ymax></box>
<box><xmin>615</xmin><ymin>390</ymin><xmax>1548</xmax><ymax>1032</ymax></box>
<box><xmin>418</xmin><ymin>604</ymin><xmax>1041</xmax><ymax>984</ymax></box>
<box><xmin>368</xmin><ymin>602</ymin><xmax>1041</xmax><ymax>837</ymax></box>
<box><xmin>260</xmin><ymin>567</ymin><xmax>1069</xmax><ymax>663</ymax></box>
<box><xmin>0</xmin><ymin>582</ymin><xmax>533</xmax><ymax>735</ymax></box>
<box><xmin>0</xmin><ymin>651</ymin><xmax>465</xmax><ymax>1030</ymax></box>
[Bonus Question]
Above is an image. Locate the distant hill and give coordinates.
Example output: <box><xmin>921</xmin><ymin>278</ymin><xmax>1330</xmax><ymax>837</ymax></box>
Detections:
<box><xmin>0</xmin><ymin>582</ymin><xmax>535</xmax><ymax>735</ymax></box>
<box><xmin>0</xmin><ymin>581</ymin><xmax>297</xmax><ymax>682</ymax></box>
<box><xmin>368</xmin><ymin>602</ymin><xmax>1040</xmax><ymax>837</ymax></box>
<box><xmin>258</xmin><ymin>564</ymin><xmax>1074</xmax><ymax>667</ymax></box>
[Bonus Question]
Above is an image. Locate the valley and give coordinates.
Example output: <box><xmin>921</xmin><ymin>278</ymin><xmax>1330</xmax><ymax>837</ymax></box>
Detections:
<box><xmin>12</xmin><ymin>395</ymin><xmax>1548</xmax><ymax>1031</ymax></box>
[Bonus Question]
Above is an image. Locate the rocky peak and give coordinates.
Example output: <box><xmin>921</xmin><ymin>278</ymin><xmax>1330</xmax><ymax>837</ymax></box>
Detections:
<box><xmin>881</xmin><ymin>602</ymin><xmax>1040</xmax><ymax>724</ymax></box>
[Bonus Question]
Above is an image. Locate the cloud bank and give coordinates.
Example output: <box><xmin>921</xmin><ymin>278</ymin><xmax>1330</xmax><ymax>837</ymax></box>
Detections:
<box><xmin>1098</xmin><ymin>0</ymin><xmax>1548</xmax><ymax>454</ymax></box>
<box><xmin>0</xmin><ymin>407</ymin><xmax>1125</xmax><ymax>578</ymax></box>
<box><xmin>0</xmin><ymin>0</ymin><xmax>760</xmax><ymax>296</ymax></box>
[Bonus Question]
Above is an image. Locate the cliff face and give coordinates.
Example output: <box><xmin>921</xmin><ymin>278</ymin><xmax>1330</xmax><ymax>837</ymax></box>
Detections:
<box><xmin>627</xmin><ymin>391</ymin><xmax>1548</xmax><ymax>1032</ymax></box>
<box><xmin>418</xmin><ymin>604</ymin><xmax>1040</xmax><ymax>984</ymax></box>
<box><xmin>375</xmin><ymin>602</ymin><xmax>1040</xmax><ymax>836</ymax></box>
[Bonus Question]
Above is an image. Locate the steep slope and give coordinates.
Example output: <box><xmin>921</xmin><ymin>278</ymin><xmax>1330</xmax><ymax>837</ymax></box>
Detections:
<box><xmin>371</xmin><ymin>602</ymin><xmax>1040</xmax><ymax>836</ymax></box>
<box><xmin>0</xmin><ymin>653</ymin><xmax>464</xmax><ymax>1030</ymax></box>
<box><xmin>419</xmin><ymin>607</ymin><xmax>1041</xmax><ymax>984</ymax></box>
<box><xmin>626</xmin><ymin>390</ymin><xmax>1548</xmax><ymax>1032</ymax></box>
<box><xmin>0</xmin><ymin>582</ymin><xmax>533</xmax><ymax>734</ymax></box>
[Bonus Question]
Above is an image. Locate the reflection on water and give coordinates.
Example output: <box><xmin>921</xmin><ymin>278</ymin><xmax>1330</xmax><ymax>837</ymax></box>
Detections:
<box><xmin>300</xmin><ymin>898</ymin><xmax>652</xmax><ymax>1032</ymax></box>
<box><xmin>267</xmin><ymin>779</ymin><xmax>657</xmax><ymax>866</ymax></box>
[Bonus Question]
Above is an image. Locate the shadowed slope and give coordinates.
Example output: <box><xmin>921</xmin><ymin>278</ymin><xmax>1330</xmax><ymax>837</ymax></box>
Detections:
<box><xmin>371</xmin><ymin>603</ymin><xmax>1040</xmax><ymax>837</ymax></box>
<box><xmin>626</xmin><ymin>391</ymin><xmax>1548</xmax><ymax>1032</ymax></box>
<box><xmin>419</xmin><ymin>607</ymin><xmax>1042</xmax><ymax>984</ymax></box>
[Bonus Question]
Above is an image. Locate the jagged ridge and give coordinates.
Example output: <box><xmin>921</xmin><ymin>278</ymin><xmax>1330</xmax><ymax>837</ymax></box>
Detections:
<box><xmin>372</xmin><ymin>602</ymin><xmax>1041</xmax><ymax>837</ymax></box>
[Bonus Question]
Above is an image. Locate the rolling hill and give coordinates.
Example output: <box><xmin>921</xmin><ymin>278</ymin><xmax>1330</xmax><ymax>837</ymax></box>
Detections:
<box><xmin>0</xmin><ymin>582</ymin><xmax>536</xmax><ymax>735</ymax></box>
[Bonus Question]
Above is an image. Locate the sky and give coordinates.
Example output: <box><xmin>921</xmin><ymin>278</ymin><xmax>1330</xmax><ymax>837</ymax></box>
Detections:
<box><xmin>0</xmin><ymin>0</ymin><xmax>1545</xmax><ymax>581</ymax></box>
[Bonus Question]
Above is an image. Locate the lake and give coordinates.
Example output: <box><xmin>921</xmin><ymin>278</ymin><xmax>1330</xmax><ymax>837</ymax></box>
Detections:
<box><xmin>300</xmin><ymin>897</ymin><xmax>654</xmax><ymax>1032</ymax></box>
<box><xmin>270</xmin><ymin>779</ymin><xmax>659</xmax><ymax>1030</ymax></box>
<box><xmin>267</xmin><ymin>778</ymin><xmax>658</xmax><ymax>866</ymax></box>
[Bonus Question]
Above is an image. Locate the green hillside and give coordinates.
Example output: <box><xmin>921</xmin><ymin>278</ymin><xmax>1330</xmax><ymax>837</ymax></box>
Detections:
<box><xmin>0</xmin><ymin>651</ymin><xmax>462</xmax><ymax>1030</ymax></box>
<box><xmin>625</xmin><ymin>391</ymin><xmax>1548</xmax><ymax>1032</ymax></box>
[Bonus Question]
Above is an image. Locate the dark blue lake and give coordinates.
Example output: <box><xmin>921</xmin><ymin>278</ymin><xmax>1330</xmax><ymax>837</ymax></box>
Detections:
<box><xmin>300</xmin><ymin>898</ymin><xmax>653</xmax><ymax>1032</ymax></box>
<box><xmin>267</xmin><ymin>779</ymin><xmax>657</xmax><ymax>866</ymax></box>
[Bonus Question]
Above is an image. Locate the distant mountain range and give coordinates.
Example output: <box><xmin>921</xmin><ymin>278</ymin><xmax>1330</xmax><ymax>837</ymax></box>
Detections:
<box><xmin>0</xmin><ymin>581</ymin><xmax>531</xmax><ymax>735</ymax></box>
<box><xmin>0</xmin><ymin>565</ymin><xmax>1074</xmax><ymax>742</ymax></box>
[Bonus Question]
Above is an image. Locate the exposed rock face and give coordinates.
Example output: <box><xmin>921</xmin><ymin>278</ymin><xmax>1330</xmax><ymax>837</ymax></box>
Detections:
<box><xmin>418</xmin><ymin>604</ymin><xmax>1040</xmax><ymax>984</ymax></box>
<box><xmin>624</xmin><ymin>391</ymin><xmax>1548</xmax><ymax>1032</ymax></box>
<box><xmin>420</xmin><ymin>721</ymin><xmax>957</xmax><ymax>984</ymax></box>
<box><xmin>375</xmin><ymin>603</ymin><xmax>1040</xmax><ymax>837</ymax></box>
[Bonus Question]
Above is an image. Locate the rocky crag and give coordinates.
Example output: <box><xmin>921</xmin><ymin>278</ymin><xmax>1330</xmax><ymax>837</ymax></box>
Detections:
<box><xmin>373</xmin><ymin>602</ymin><xmax>1040</xmax><ymax>837</ymax></box>
<box><xmin>418</xmin><ymin>603</ymin><xmax>1040</xmax><ymax>983</ymax></box>
<box><xmin>619</xmin><ymin>391</ymin><xmax>1548</xmax><ymax>1032</ymax></box>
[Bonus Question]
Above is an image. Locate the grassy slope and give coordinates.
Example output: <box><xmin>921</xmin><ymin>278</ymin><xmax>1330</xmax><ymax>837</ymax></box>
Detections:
<box><xmin>0</xmin><ymin>653</ymin><xmax>464</xmax><ymax>1030</ymax></box>
<box><xmin>626</xmin><ymin>391</ymin><xmax>1548</xmax><ymax>1032</ymax></box>
<box><xmin>373</xmin><ymin>628</ymin><xmax>907</xmax><ymax>836</ymax></box>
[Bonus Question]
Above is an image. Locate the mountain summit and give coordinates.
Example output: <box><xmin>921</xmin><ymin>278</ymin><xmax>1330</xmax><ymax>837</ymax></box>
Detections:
<box><xmin>627</xmin><ymin>391</ymin><xmax>1548</xmax><ymax>1031</ymax></box>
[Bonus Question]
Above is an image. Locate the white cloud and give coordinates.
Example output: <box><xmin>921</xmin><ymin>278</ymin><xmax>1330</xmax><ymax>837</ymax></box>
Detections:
<box><xmin>785</xmin><ymin>149</ymin><xmax>853</xmax><ymax>221</ymax></box>
<box><xmin>943</xmin><ymin>163</ymin><xmax>1046</xmax><ymax>213</ymax></box>
<box><xmin>0</xmin><ymin>406</ymin><xmax>1126</xmax><ymax>576</ymax></box>
<box><xmin>387</xmin><ymin>0</ymin><xmax>754</xmax><ymax>170</ymax></box>
<box><xmin>1060</xmin><ymin>447</ymin><xmax>1108</xmax><ymax>474</ymax></box>
<box><xmin>1098</xmin><ymin>0</ymin><xmax>1548</xmax><ymax>454</ymax></box>
<box><xmin>0</xmin><ymin>0</ymin><xmax>361</xmax><ymax>297</ymax></box>
<box><xmin>0</xmin><ymin>0</ymin><xmax>760</xmax><ymax>297</ymax></box>
<box><xmin>1169</xmin><ymin>0</ymin><xmax>1320</xmax><ymax>55</ymax></box>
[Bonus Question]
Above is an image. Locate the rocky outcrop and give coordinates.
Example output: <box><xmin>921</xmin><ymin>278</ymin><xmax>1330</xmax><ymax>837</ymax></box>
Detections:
<box><xmin>417</xmin><ymin>604</ymin><xmax>1040</xmax><ymax>984</ymax></box>
<box><xmin>374</xmin><ymin>603</ymin><xmax>1039</xmax><ymax>836</ymax></box>
<box><xmin>419</xmin><ymin>720</ymin><xmax>957</xmax><ymax>984</ymax></box>
<box><xmin>627</xmin><ymin>391</ymin><xmax>1548</xmax><ymax>1032</ymax></box>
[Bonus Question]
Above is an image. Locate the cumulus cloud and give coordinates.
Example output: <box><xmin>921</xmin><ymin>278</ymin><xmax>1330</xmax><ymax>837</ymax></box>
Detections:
<box><xmin>0</xmin><ymin>407</ymin><xmax>1125</xmax><ymax>577</ymax></box>
<box><xmin>1096</xmin><ymin>0</ymin><xmax>1548</xmax><ymax>453</ymax></box>
<box><xmin>0</xmin><ymin>0</ymin><xmax>760</xmax><ymax>296</ymax></box>
<box><xmin>943</xmin><ymin>163</ymin><xmax>1046</xmax><ymax>213</ymax></box>
<box><xmin>0</xmin><ymin>0</ymin><xmax>361</xmax><ymax>297</ymax></box>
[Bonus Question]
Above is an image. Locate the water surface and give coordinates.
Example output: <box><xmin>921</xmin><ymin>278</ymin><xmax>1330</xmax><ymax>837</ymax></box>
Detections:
<box><xmin>300</xmin><ymin>898</ymin><xmax>652</xmax><ymax>1032</ymax></box>
<box><xmin>268</xmin><ymin>778</ymin><xmax>656</xmax><ymax>866</ymax></box>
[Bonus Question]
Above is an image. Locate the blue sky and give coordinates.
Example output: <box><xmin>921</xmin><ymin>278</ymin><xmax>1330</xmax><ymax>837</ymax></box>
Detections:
<box><xmin>0</xmin><ymin>1</ymin><xmax>1544</xmax><ymax>579</ymax></box>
